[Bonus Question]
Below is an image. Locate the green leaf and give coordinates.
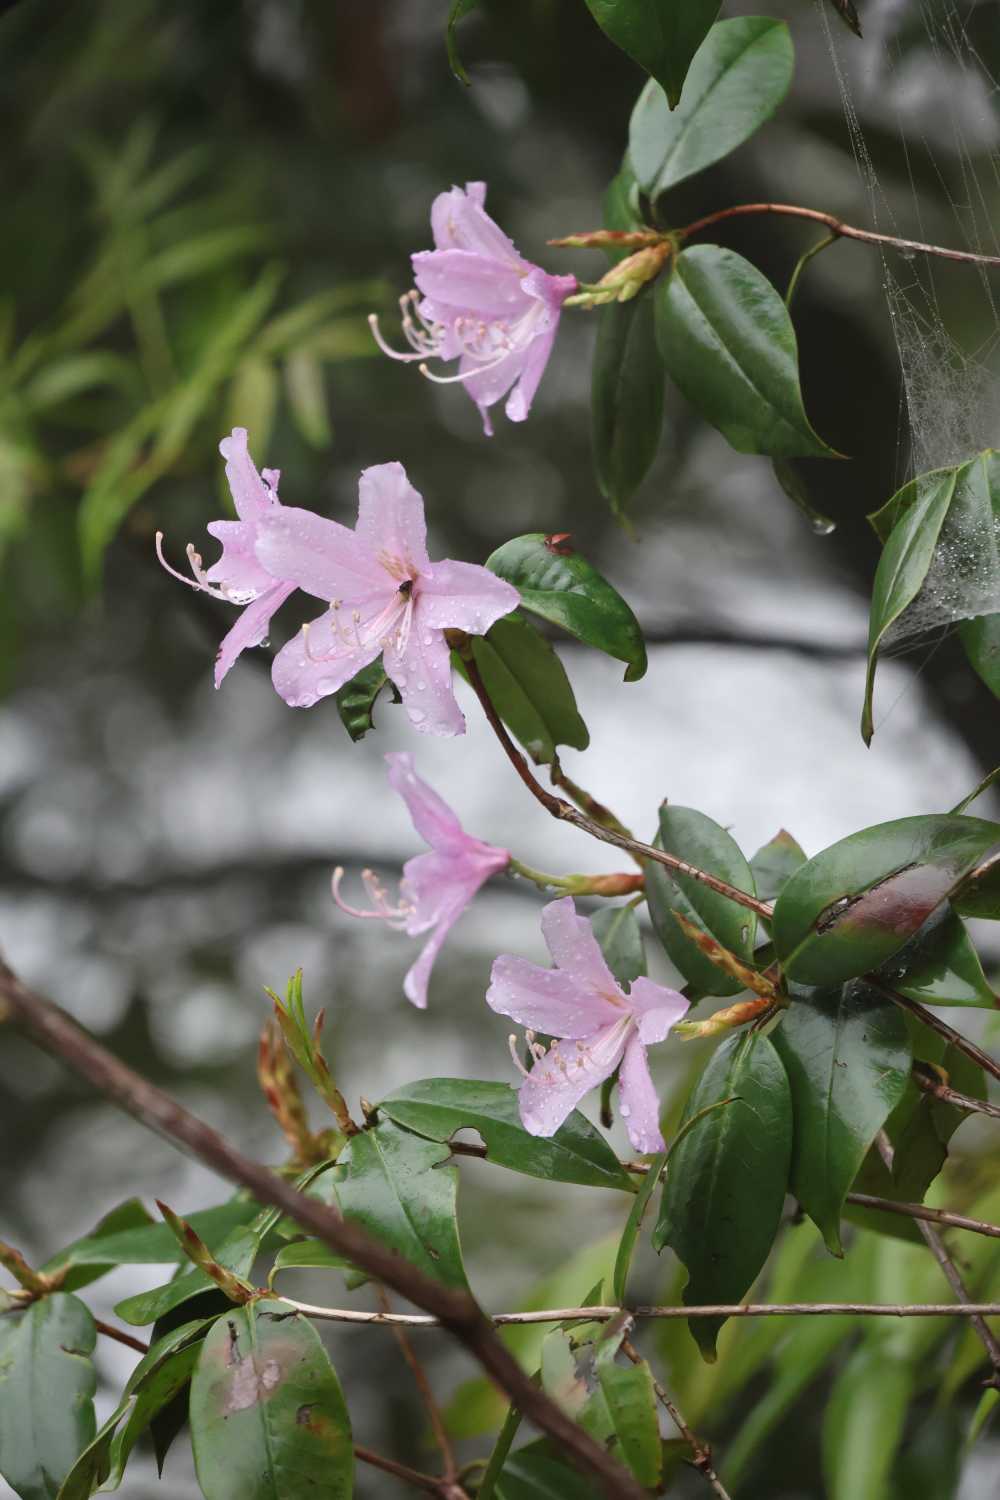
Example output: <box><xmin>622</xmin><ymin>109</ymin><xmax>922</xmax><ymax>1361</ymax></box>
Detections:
<box><xmin>583</xmin><ymin>0</ymin><xmax>722</xmax><ymax>109</ymax></box>
<box><xmin>592</xmin><ymin>1331</ymin><xmax>662</xmax><ymax>1486</ymax></box>
<box><xmin>750</xmin><ymin>829</ymin><xmax>807</xmax><ymax>903</ymax></box>
<box><xmin>655</xmin><ymin>245</ymin><xmax>838</xmax><ymax>459</ymax></box>
<box><xmin>822</xmin><ymin>1346</ymin><xmax>912</xmax><ymax>1500</ymax></box>
<box><xmin>45</xmin><ymin>1200</ymin><xmax>257</xmax><ymax>1278</ymax></box>
<box><xmin>464</xmin><ymin>613</ymin><xmax>590</xmax><ymax>765</ymax></box>
<box><xmin>654</xmin><ymin>1031</ymin><xmax>792</xmax><ymax>1358</ymax></box>
<box><xmin>495</xmin><ymin>1441</ymin><xmax>603</xmax><ymax>1499</ymax></box>
<box><xmin>862</xmin><ymin>464</ymin><xmax>960</xmax><ymax>742</ymax></box>
<box><xmin>889</xmin><ymin>908</ymin><xmax>998</xmax><ymax>1007</ymax></box>
<box><xmin>0</xmin><ymin>1294</ymin><xmax>96</xmax><ymax>1500</ymax></box>
<box><xmin>591</xmin><ymin>294</ymin><xmax>665</xmax><ymax>518</ymax></box>
<box><xmin>42</xmin><ymin>1199</ymin><xmax>155</xmax><ymax>1293</ymax></box>
<box><xmin>446</xmin><ymin>0</ymin><xmax>480</xmax><ymax>84</ymax></box>
<box><xmin>379</xmin><ymin>1079</ymin><xmax>633</xmax><ymax>1192</ymax></box>
<box><xmin>485</xmin><ymin>534</ymin><xmax>646</xmax><ymax>682</ymax></box>
<box><xmin>332</xmin><ymin>1119</ymin><xmax>469</xmax><ymax>1290</ymax></box>
<box><xmin>335</xmin><ymin>658</ymin><xmax>400</xmax><ymax>742</ymax></box>
<box><xmin>603</xmin><ymin>162</ymin><xmax>644</xmax><ymax>252</ymax></box>
<box><xmin>190</xmin><ymin>1298</ymin><xmax>353</xmax><ymax>1499</ymax></box>
<box><xmin>591</xmin><ymin>905</ymin><xmax>646</xmax><ymax>988</ymax></box>
<box><xmin>225</xmin><ymin>357</ymin><xmax>278</xmax><ymax>468</ymax></box>
<box><xmin>771</xmin><ymin>813</ymin><xmax>1000</xmax><ymax>987</ymax></box>
<box><xmin>114</xmin><ymin>1224</ymin><xmax>261</xmax><ymax>1326</ymax></box>
<box><xmin>629</xmin><ymin>18</ymin><xmax>793</xmax><ymax>197</ymax></box>
<box><xmin>961</xmin><ymin>611</ymin><xmax>1000</xmax><ymax>698</ymax></box>
<box><xmin>269</xmin><ymin>1240</ymin><xmax>352</xmax><ymax>1280</ymax></box>
<box><xmin>645</xmin><ymin>804</ymin><xmax>758</xmax><ymax>994</ymax></box>
<box><xmin>772</xmin><ymin>982</ymin><xmax>911</xmax><ymax>1254</ymax></box>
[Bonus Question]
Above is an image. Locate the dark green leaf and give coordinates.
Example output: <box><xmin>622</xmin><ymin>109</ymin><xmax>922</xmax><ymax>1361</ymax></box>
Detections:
<box><xmin>772</xmin><ymin>982</ymin><xmax>911</xmax><ymax>1253</ymax></box>
<box><xmin>583</xmin><ymin>0</ymin><xmax>722</xmax><ymax>109</ymax></box>
<box><xmin>961</xmin><ymin>612</ymin><xmax>1000</xmax><ymax>698</ymax></box>
<box><xmin>654</xmin><ymin>1031</ymin><xmax>792</xmax><ymax>1358</ymax></box>
<box><xmin>495</xmin><ymin>1441</ymin><xmax>603</xmax><ymax>1500</ymax></box>
<box><xmin>592</xmin><ymin>1331</ymin><xmax>662</xmax><ymax>1486</ymax></box>
<box><xmin>486</xmin><ymin>534</ymin><xmax>646</xmax><ymax>682</ymax></box>
<box><xmin>889</xmin><ymin>908</ymin><xmax>997</xmax><ymax>1007</ymax></box>
<box><xmin>446</xmin><ymin>0</ymin><xmax>480</xmax><ymax>84</ymax></box>
<box><xmin>591</xmin><ymin>294</ymin><xmax>665</xmax><ymax>518</ymax></box>
<box><xmin>772</xmin><ymin>458</ymin><xmax>838</xmax><ymax>535</ymax></box>
<box><xmin>114</xmin><ymin>1224</ymin><xmax>260</xmax><ymax>1326</ymax></box>
<box><xmin>629</xmin><ymin>18</ymin><xmax>793</xmax><ymax>196</ymax></box>
<box><xmin>822</xmin><ymin>1347</ymin><xmax>912</xmax><ymax>1500</ymax></box>
<box><xmin>750</xmin><ymin>829</ymin><xmax>807</xmax><ymax>903</ymax></box>
<box><xmin>603</xmin><ymin>163</ymin><xmax>645</xmax><ymax>261</ymax></box>
<box><xmin>771</xmin><ymin>813</ymin><xmax>1000</xmax><ymax>986</ymax></box>
<box><xmin>592</xmin><ymin>905</ymin><xmax>646</xmax><ymax>988</ymax></box>
<box><xmin>43</xmin><ymin>1199</ymin><xmax>154</xmax><ymax>1293</ymax></box>
<box><xmin>655</xmin><ymin>245</ymin><xmax>838</xmax><ymax>459</ymax></box>
<box><xmin>0</xmin><ymin>1294</ymin><xmax>96</xmax><ymax>1500</ymax></box>
<box><xmin>891</xmin><ymin>1411</ymin><xmax>963</xmax><ymax>1500</ymax></box>
<box><xmin>462</xmin><ymin>613</ymin><xmax>589</xmax><ymax>765</ymax></box>
<box><xmin>379</xmin><ymin>1079</ymin><xmax>633</xmax><ymax>1192</ymax></box>
<box><xmin>335</xmin><ymin>658</ymin><xmax>399</xmax><ymax>742</ymax></box>
<box><xmin>950</xmin><ymin>764</ymin><xmax>1000</xmax><ymax>816</ymax></box>
<box><xmin>190</xmin><ymin>1298</ymin><xmax>353</xmax><ymax>1499</ymax></box>
<box><xmin>645</xmin><ymin>804</ymin><xmax>758</xmax><ymax>994</ymax></box>
<box><xmin>45</xmin><ymin>1199</ymin><xmax>258</xmax><ymax>1277</ymax></box>
<box><xmin>332</xmin><ymin>1119</ymin><xmax>469</xmax><ymax>1289</ymax></box>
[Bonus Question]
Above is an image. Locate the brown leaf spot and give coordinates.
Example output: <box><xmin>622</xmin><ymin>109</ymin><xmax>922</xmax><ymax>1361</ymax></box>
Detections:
<box><xmin>544</xmin><ymin>532</ymin><xmax>574</xmax><ymax>555</ymax></box>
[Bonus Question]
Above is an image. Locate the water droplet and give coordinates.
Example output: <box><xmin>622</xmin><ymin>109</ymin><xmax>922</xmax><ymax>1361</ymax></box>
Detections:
<box><xmin>317</xmin><ymin>677</ymin><xmax>336</xmax><ymax>694</ymax></box>
<box><xmin>811</xmin><ymin>516</ymin><xmax>837</xmax><ymax>536</ymax></box>
<box><xmin>619</xmin><ymin>1102</ymin><xmax>631</xmax><ymax>1117</ymax></box>
<box><xmin>417</xmin><ymin>680</ymin><xmax>427</xmax><ymax>691</ymax></box>
<box><xmin>409</xmin><ymin>708</ymin><xmax>426</xmax><ymax>724</ymax></box>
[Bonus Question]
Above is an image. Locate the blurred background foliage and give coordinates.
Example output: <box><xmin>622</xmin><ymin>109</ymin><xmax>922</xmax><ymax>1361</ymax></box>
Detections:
<box><xmin>1</xmin><ymin>0</ymin><xmax>999</xmax><ymax>1495</ymax></box>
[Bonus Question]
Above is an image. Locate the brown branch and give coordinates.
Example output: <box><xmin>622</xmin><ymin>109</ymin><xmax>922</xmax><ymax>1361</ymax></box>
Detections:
<box><xmin>621</xmin><ymin>1336</ymin><xmax>731</xmax><ymax>1500</ymax></box>
<box><xmin>0</xmin><ymin>960</ymin><xmax>647</xmax><ymax>1500</ymax></box>
<box><xmin>354</xmin><ymin>1443</ymin><xmax>467</xmax><ymax>1498</ymax></box>
<box><xmin>94</xmin><ymin>1318</ymin><xmax>149</xmax><ymax>1355</ymax></box>
<box><xmin>846</xmin><ymin>1192</ymin><xmax>1000</xmax><ymax>1241</ymax></box>
<box><xmin>677</xmin><ymin>201</ymin><xmax>1000</xmax><ymax>267</ymax></box>
<box><xmin>873</xmin><ymin>985</ymin><xmax>1000</xmax><ymax>1086</ymax></box>
<box><xmin>462</xmin><ymin>655</ymin><xmax>771</xmax><ymax>920</ymax></box>
<box><xmin>285</xmin><ymin>1298</ymin><xmax>1000</xmax><ymax>1327</ymax></box>
<box><xmin>912</xmin><ymin>1065</ymin><xmax>1000</xmax><ymax>1120</ymax></box>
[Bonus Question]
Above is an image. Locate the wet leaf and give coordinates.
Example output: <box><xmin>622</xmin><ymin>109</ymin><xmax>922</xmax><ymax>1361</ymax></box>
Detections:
<box><xmin>583</xmin><ymin>0</ymin><xmax>722</xmax><ymax>109</ymax></box>
<box><xmin>960</xmin><ymin>612</ymin><xmax>1000</xmax><ymax>698</ymax></box>
<box><xmin>462</xmin><ymin>612</ymin><xmax>590</xmax><ymax>764</ymax></box>
<box><xmin>0</xmin><ymin>1294</ymin><xmax>96</xmax><ymax>1500</ymax></box>
<box><xmin>889</xmin><ymin>908</ymin><xmax>997</xmax><ymax>1008</ymax></box>
<box><xmin>335</xmin><ymin>658</ymin><xmax>400</xmax><ymax>742</ymax></box>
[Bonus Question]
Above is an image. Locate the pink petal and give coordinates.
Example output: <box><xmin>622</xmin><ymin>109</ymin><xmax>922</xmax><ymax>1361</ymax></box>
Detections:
<box><xmin>487</xmin><ymin>956</ymin><xmax>623</xmax><ymax>1039</ymax></box>
<box><xmin>214</xmin><ymin>581</ymin><xmax>295</xmax><ymax>688</ymax></box>
<box><xmin>356</xmin><ymin>463</ymin><xmax>430</xmax><ymax>575</ymax></box>
<box><xmin>541</xmin><ymin>898</ymin><xmax>624</xmax><ymax>999</ymax></box>
<box><xmin>504</xmin><ymin>326</ymin><xmax>556</xmax><ymax>425</ymax></box>
<box><xmin>204</xmin><ymin>519</ymin><xmax>275</xmax><ymax>597</ymax></box>
<box><xmin>383</xmin><ymin>628</ymin><xmax>465</xmax><ymax>736</ymax></box>
<box><xmin>255</xmin><ymin>508</ymin><xmax>385</xmax><ymax>603</ymax></box>
<box><xmin>271</xmin><ymin>611</ymin><xmax>382</xmax><ymax>708</ymax></box>
<box><xmin>618</xmin><ymin>1034</ymin><xmax>665</xmax><ymax>1154</ymax></box>
<box><xmin>413</xmin><ymin>250</ymin><xmax>530</xmax><ymax>319</ymax></box>
<box><xmin>416</xmin><ymin>561</ymin><xmax>519</xmax><ymax>636</ymax></box>
<box><xmin>459</xmin><ymin>346</ymin><xmax>528</xmax><ymax>422</ymax></box>
<box><xmin>629</xmin><ymin>978</ymin><xmax>691</xmax><ymax>1045</ymax></box>
<box><xmin>219</xmin><ymin>428</ymin><xmax>277</xmax><ymax>521</ymax></box>
<box><xmin>403</xmin><ymin>892</ymin><xmax>469</xmax><ymax>1010</ymax></box>
<box><xmin>386</xmin><ymin>752</ymin><xmax>465</xmax><ymax>850</ymax></box>
<box><xmin>517</xmin><ymin>1022</ymin><xmax>630</xmax><ymax>1138</ymax></box>
<box><xmin>429</xmin><ymin>183</ymin><xmax>523</xmax><ymax>265</ymax></box>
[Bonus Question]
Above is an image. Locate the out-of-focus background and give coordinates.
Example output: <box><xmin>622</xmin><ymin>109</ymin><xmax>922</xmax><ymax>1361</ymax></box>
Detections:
<box><xmin>2</xmin><ymin>1</ymin><xmax>999</xmax><ymax>1494</ymax></box>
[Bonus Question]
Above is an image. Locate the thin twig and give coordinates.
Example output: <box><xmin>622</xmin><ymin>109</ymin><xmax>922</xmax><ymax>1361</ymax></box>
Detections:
<box><xmin>621</xmin><ymin>1336</ymin><xmax>731</xmax><ymax>1500</ymax></box>
<box><xmin>874</xmin><ymin>985</ymin><xmax>1000</xmax><ymax>1086</ymax></box>
<box><xmin>845</xmin><ymin>1193</ymin><xmax>1000</xmax><ymax>1241</ymax></box>
<box><xmin>912</xmin><ymin>1066</ymin><xmax>1000</xmax><ymax>1120</ymax></box>
<box><xmin>677</xmin><ymin>201</ymin><xmax>1000</xmax><ymax>267</ymax></box>
<box><xmin>376</xmin><ymin>1285</ymin><xmax>458</xmax><ymax>1483</ymax></box>
<box><xmin>462</xmin><ymin>655</ymin><xmax>770</xmax><ymax>920</ymax></box>
<box><xmin>354</xmin><ymin>1443</ymin><xmax>468</xmax><ymax>1497</ymax></box>
<box><xmin>0</xmin><ymin>960</ymin><xmax>647</xmax><ymax>1500</ymax></box>
<box><xmin>93</xmin><ymin>1318</ymin><xmax>149</xmax><ymax>1355</ymax></box>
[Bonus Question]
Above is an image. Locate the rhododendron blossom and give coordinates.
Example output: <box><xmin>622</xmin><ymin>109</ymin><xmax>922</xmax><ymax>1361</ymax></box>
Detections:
<box><xmin>487</xmin><ymin>897</ymin><xmax>690</xmax><ymax>1153</ymax></box>
<box><xmin>369</xmin><ymin>181</ymin><xmax>577</xmax><ymax>435</ymax></box>
<box><xmin>156</xmin><ymin>427</ymin><xmax>296</xmax><ymax>686</ymax></box>
<box><xmin>255</xmin><ymin>460</ymin><xmax>518</xmax><ymax>734</ymax></box>
<box><xmin>333</xmin><ymin>752</ymin><xmax>510</xmax><ymax>1008</ymax></box>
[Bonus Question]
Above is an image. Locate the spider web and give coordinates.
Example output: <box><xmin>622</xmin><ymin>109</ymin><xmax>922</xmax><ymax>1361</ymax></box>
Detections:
<box><xmin>819</xmin><ymin>0</ymin><xmax>1000</xmax><ymax>649</ymax></box>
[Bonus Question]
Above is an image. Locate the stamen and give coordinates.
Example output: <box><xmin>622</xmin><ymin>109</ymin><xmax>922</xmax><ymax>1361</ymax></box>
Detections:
<box><xmin>331</xmin><ymin>867</ymin><xmax>411</xmax><ymax>929</ymax></box>
<box><xmin>155</xmin><ymin>532</ymin><xmax>245</xmax><ymax>602</ymax></box>
<box><xmin>508</xmin><ymin>1034</ymin><xmax>533</xmax><ymax>1080</ymax></box>
<box><xmin>369</xmin><ymin>310</ymin><xmax>436</xmax><ymax>364</ymax></box>
<box><xmin>417</xmin><ymin>347</ymin><xmax>514</xmax><ymax>385</ymax></box>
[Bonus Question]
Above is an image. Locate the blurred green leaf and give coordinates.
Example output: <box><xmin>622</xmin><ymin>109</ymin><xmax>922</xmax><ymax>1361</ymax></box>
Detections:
<box><xmin>0</xmin><ymin>1294</ymin><xmax>96</xmax><ymax>1500</ymax></box>
<box><xmin>284</xmin><ymin>350</ymin><xmax>332</xmax><ymax>447</ymax></box>
<box><xmin>446</xmin><ymin>0</ymin><xmax>481</xmax><ymax>83</ymax></box>
<box><xmin>822</xmin><ymin>1346</ymin><xmax>912</xmax><ymax>1500</ymax></box>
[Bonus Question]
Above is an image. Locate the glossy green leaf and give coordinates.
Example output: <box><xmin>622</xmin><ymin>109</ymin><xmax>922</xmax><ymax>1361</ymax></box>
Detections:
<box><xmin>583</xmin><ymin>0</ymin><xmax>722</xmax><ymax>109</ymax></box>
<box><xmin>889</xmin><ymin>908</ymin><xmax>997</xmax><ymax>1007</ymax></box>
<box><xmin>750</xmin><ymin>829</ymin><xmax>807</xmax><ymax>903</ymax></box>
<box><xmin>961</xmin><ymin>612</ymin><xmax>1000</xmax><ymax>697</ymax></box>
<box><xmin>495</xmin><ymin>1441</ymin><xmax>602</xmax><ymax>1500</ymax></box>
<box><xmin>190</xmin><ymin>1298</ymin><xmax>353</xmax><ymax>1500</ymax></box>
<box><xmin>592</xmin><ymin>905</ymin><xmax>646</xmax><ymax>988</ymax></box>
<box><xmin>645</xmin><ymin>804</ymin><xmax>758</xmax><ymax>994</ymax></box>
<box><xmin>114</xmin><ymin>1224</ymin><xmax>260</xmax><ymax>1326</ymax></box>
<box><xmin>446</xmin><ymin>0</ymin><xmax>480</xmax><ymax>84</ymax></box>
<box><xmin>0</xmin><ymin>1294</ymin><xmax>96</xmax><ymax>1500</ymax></box>
<box><xmin>379</xmin><ymin>1079</ymin><xmax>633</xmax><ymax>1192</ymax></box>
<box><xmin>335</xmin><ymin>658</ymin><xmax>399</xmax><ymax>742</ymax></box>
<box><xmin>591</xmin><ymin>294</ymin><xmax>665</xmax><ymax>518</ymax></box>
<box><xmin>332</xmin><ymin>1119</ymin><xmax>469</xmax><ymax>1290</ymax></box>
<box><xmin>486</xmin><ymin>534</ymin><xmax>646</xmax><ymax>682</ymax></box>
<box><xmin>771</xmin><ymin>813</ymin><xmax>1000</xmax><ymax>987</ymax></box>
<box><xmin>822</xmin><ymin>1346</ymin><xmax>912</xmax><ymax>1500</ymax></box>
<box><xmin>655</xmin><ymin>245</ymin><xmax>838</xmax><ymax>459</ymax></box>
<box><xmin>269</xmin><ymin>1239</ymin><xmax>352</xmax><ymax>1279</ymax></box>
<box><xmin>629</xmin><ymin>18</ymin><xmax>793</xmax><ymax>196</ymax></box>
<box><xmin>464</xmin><ymin>612</ymin><xmax>590</xmax><ymax>765</ymax></box>
<box><xmin>654</xmin><ymin>1031</ymin><xmax>792</xmax><ymax>1358</ymax></box>
<box><xmin>772</xmin><ymin>981</ymin><xmax>911</xmax><ymax>1254</ymax></box>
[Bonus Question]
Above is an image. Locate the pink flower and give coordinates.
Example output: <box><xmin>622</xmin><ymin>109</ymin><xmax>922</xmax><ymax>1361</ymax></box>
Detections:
<box><xmin>369</xmin><ymin>182</ymin><xmax>577</xmax><ymax>435</ymax></box>
<box><xmin>487</xmin><ymin>897</ymin><xmax>690</xmax><ymax>1154</ymax></box>
<box><xmin>255</xmin><ymin>460</ymin><xmax>518</xmax><ymax>735</ymax></box>
<box><xmin>156</xmin><ymin>428</ymin><xmax>296</xmax><ymax>687</ymax></box>
<box><xmin>332</xmin><ymin>752</ymin><xmax>510</xmax><ymax>1008</ymax></box>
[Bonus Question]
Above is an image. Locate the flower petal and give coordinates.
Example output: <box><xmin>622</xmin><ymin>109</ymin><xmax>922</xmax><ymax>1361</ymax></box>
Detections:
<box><xmin>628</xmin><ymin>978</ymin><xmax>691</xmax><ymax>1044</ymax></box>
<box><xmin>417</xmin><ymin>560</ymin><xmax>519</xmax><ymax>636</ymax></box>
<box><xmin>413</xmin><ymin>249</ymin><xmax>530</xmax><ymax>319</ymax></box>
<box><xmin>618</xmin><ymin>1033</ymin><xmax>666</xmax><ymax>1154</ymax></box>
<box><xmin>356</xmin><ymin>463</ymin><xmax>430</xmax><ymax>575</ymax></box>
<box><xmin>205</xmin><ymin>519</ymin><xmax>276</xmax><ymax>597</ymax></box>
<box><xmin>255</xmin><ymin>507</ymin><xmax>385</xmax><ymax>603</ymax></box>
<box><xmin>487</xmin><ymin>956</ymin><xmax>623</xmax><ymax>1039</ymax></box>
<box><xmin>517</xmin><ymin>1022</ymin><xmax>630</xmax><ymax>1138</ymax></box>
<box><xmin>271</xmin><ymin>611</ymin><xmax>382</xmax><ymax>708</ymax></box>
<box><xmin>387</xmin><ymin>752</ymin><xmax>465</xmax><ymax>851</ymax></box>
<box><xmin>540</xmin><ymin>897</ymin><xmax>624</xmax><ymax>1000</ymax></box>
<box><xmin>383</xmin><ymin>627</ymin><xmax>465</xmax><ymax>736</ymax></box>
<box><xmin>429</xmin><ymin>183</ymin><xmax>523</xmax><ymax>265</ymax></box>
<box><xmin>403</xmin><ymin>892</ymin><xmax>468</xmax><ymax>1010</ymax></box>
<box><xmin>214</xmin><ymin>581</ymin><xmax>295</xmax><ymax>688</ymax></box>
<box><xmin>458</xmin><ymin>346</ymin><xmax>528</xmax><ymax>422</ymax></box>
<box><xmin>504</xmin><ymin>325</ymin><xmax>556</xmax><ymax>425</ymax></box>
<box><xmin>219</xmin><ymin>428</ymin><xmax>278</xmax><ymax>521</ymax></box>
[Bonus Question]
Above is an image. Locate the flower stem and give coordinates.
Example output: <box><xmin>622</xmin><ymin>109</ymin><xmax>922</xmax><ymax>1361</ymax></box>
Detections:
<box><xmin>507</xmin><ymin>857</ymin><xmax>643</xmax><ymax>896</ymax></box>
